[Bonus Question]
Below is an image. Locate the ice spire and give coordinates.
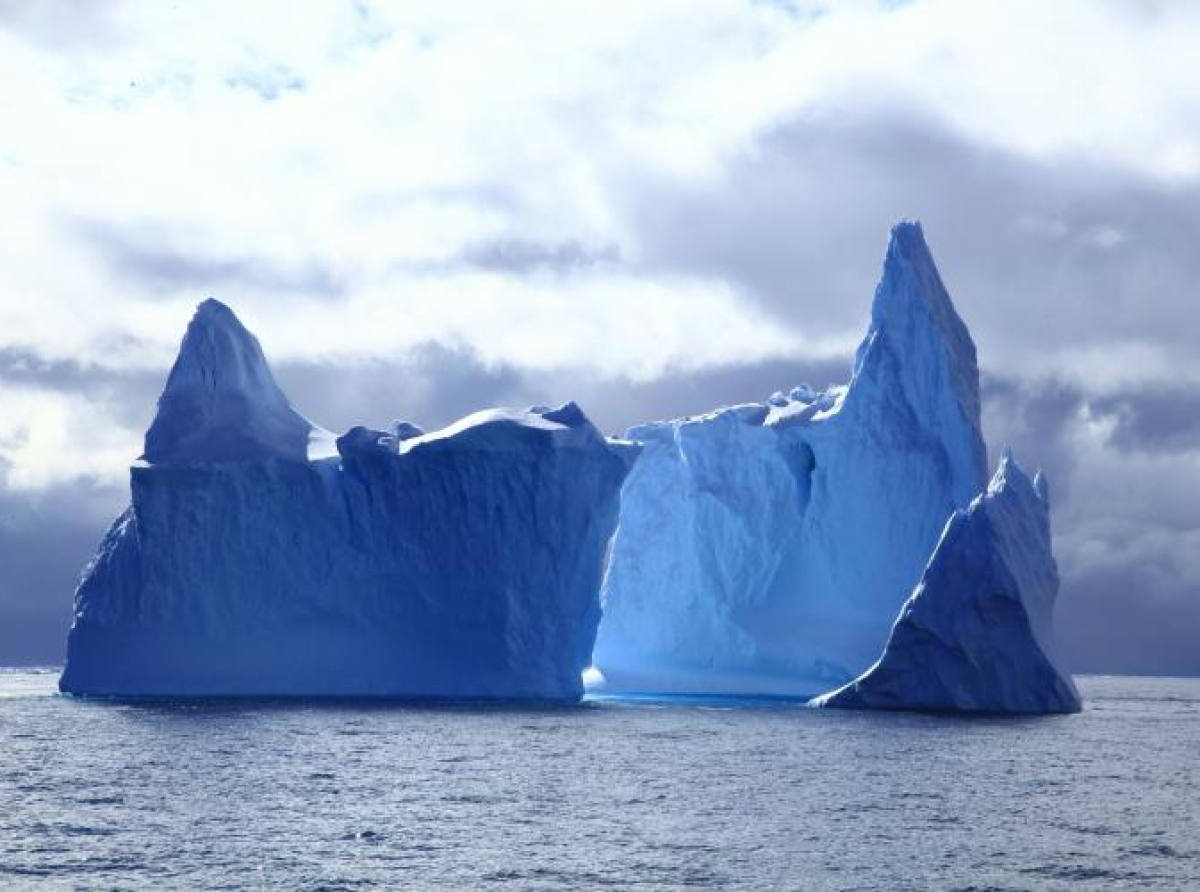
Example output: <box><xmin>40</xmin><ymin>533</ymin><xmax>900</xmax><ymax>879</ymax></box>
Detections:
<box><xmin>142</xmin><ymin>299</ymin><xmax>316</xmax><ymax>465</ymax></box>
<box><xmin>849</xmin><ymin>220</ymin><xmax>988</xmax><ymax>500</ymax></box>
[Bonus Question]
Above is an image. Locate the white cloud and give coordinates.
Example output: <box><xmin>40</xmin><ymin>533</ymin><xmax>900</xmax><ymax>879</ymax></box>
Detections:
<box><xmin>0</xmin><ymin>387</ymin><xmax>140</xmax><ymax>490</ymax></box>
<box><xmin>2</xmin><ymin>0</ymin><xmax>1200</xmax><ymax>486</ymax></box>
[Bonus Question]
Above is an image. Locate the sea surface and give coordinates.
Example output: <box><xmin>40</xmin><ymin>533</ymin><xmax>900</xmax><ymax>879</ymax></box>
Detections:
<box><xmin>0</xmin><ymin>671</ymin><xmax>1196</xmax><ymax>891</ymax></box>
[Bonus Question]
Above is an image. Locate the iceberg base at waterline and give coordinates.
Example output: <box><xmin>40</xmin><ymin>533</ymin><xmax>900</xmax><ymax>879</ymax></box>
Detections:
<box><xmin>811</xmin><ymin>452</ymin><xmax>1082</xmax><ymax>715</ymax></box>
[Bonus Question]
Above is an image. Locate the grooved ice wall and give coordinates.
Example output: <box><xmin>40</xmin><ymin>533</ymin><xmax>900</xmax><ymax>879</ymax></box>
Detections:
<box><xmin>594</xmin><ymin>221</ymin><xmax>989</xmax><ymax>696</ymax></box>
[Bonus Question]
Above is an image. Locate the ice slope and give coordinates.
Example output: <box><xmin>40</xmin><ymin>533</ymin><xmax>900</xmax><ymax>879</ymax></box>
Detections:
<box><xmin>593</xmin><ymin>221</ymin><xmax>990</xmax><ymax>696</ymax></box>
<box><xmin>812</xmin><ymin>452</ymin><xmax>1082</xmax><ymax>714</ymax></box>
<box><xmin>60</xmin><ymin>301</ymin><xmax>633</xmax><ymax>700</ymax></box>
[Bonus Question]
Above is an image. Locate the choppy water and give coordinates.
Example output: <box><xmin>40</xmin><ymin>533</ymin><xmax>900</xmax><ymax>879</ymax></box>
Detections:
<box><xmin>0</xmin><ymin>672</ymin><xmax>1196</xmax><ymax>890</ymax></box>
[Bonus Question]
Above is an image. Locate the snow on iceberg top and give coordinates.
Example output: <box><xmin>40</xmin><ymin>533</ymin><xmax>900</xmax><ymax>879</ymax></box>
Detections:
<box><xmin>401</xmin><ymin>402</ymin><xmax>631</xmax><ymax>456</ymax></box>
<box><xmin>139</xmin><ymin>299</ymin><xmax>628</xmax><ymax>468</ymax></box>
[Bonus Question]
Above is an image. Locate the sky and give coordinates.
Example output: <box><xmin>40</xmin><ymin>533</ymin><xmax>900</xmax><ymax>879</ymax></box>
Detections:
<box><xmin>0</xmin><ymin>0</ymin><xmax>1197</xmax><ymax>674</ymax></box>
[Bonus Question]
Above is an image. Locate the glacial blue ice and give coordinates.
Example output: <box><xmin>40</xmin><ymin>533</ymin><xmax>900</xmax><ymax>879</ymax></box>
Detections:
<box><xmin>812</xmin><ymin>452</ymin><xmax>1082</xmax><ymax>714</ymax></box>
<box><xmin>60</xmin><ymin>222</ymin><xmax>1080</xmax><ymax>715</ymax></box>
<box><xmin>59</xmin><ymin>300</ymin><xmax>634</xmax><ymax>700</ymax></box>
<box><xmin>593</xmin><ymin>221</ymin><xmax>993</xmax><ymax>697</ymax></box>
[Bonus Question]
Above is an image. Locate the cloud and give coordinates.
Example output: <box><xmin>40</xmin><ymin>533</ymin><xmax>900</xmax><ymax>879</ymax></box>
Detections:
<box><xmin>74</xmin><ymin>217</ymin><xmax>346</xmax><ymax>297</ymax></box>
<box><xmin>456</xmin><ymin>238</ymin><xmax>620</xmax><ymax>275</ymax></box>
<box><xmin>3</xmin><ymin>0</ymin><xmax>1199</xmax><ymax>381</ymax></box>
<box><xmin>622</xmin><ymin>113</ymin><xmax>1200</xmax><ymax>391</ymax></box>
<box><xmin>1092</xmin><ymin>386</ymin><xmax>1200</xmax><ymax>455</ymax></box>
<box><xmin>983</xmin><ymin>374</ymin><xmax>1200</xmax><ymax>676</ymax></box>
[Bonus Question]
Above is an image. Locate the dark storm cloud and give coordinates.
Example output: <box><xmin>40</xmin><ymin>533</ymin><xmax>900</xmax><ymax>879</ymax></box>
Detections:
<box><xmin>1092</xmin><ymin>386</ymin><xmax>1200</xmax><ymax>455</ymax></box>
<box><xmin>981</xmin><ymin>375</ymin><xmax>1089</xmax><ymax>504</ymax></box>
<box><xmin>74</xmin><ymin>218</ymin><xmax>346</xmax><ymax>298</ymax></box>
<box><xmin>0</xmin><ymin>476</ymin><xmax>124</xmax><ymax>665</ymax></box>
<box><xmin>619</xmin><ymin>114</ymin><xmax>1200</xmax><ymax>375</ymax></box>
<box><xmin>1059</xmin><ymin>549</ymin><xmax>1200</xmax><ymax>678</ymax></box>
<box><xmin>979</xmin><ymin>373</ymin><xmax>1200</xmax><ymax>675</ymax></box>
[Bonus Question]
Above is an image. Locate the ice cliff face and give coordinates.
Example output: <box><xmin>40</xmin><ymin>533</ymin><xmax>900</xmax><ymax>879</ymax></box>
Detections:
<box><xmin>60</xmin><ymin>301</ymin><xmax>633</xmax><ymax>700</ymax></box>
<box><xmin>593</xmin><ymin>221</ymin><xmax>990</xmax><ymax>696</ymax></box>
<box><xmin>812</xmin><ymin>452</ymin><xmax>1082</xmax><ymax>714</ymax></box>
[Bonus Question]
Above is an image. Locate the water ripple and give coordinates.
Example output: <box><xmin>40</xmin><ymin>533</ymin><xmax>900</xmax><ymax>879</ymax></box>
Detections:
<box><xmin>0</xmin><ymin>673</ymin><xmax>1196</xmax><ymax>889</ymax></box>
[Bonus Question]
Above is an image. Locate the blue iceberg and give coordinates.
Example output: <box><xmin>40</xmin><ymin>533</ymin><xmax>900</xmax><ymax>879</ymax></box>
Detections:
<box><xmin>812</xmin><ymin>452</ymin><xmax>1082</xmax><ymax>714</ymax></box>
<box><xmin>593</xmin><ymin>221</ymin><xmax>991</xmax><ymax>697</ymax></box>
<box><xmin>60</xmin><ymin>300</ymin><xmax>634</xmax><ymax>700</ymax></box>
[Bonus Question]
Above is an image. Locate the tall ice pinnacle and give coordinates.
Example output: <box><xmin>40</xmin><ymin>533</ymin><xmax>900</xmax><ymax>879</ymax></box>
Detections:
<box><xmin>142</xmin><ymin>299</ymin><xmax>316</xmax><ymax>464</ymax></box>
<box><xmin>849</xmin><ymin>220</ymin><xmax>988</xmax><ymax>501</ymax></box>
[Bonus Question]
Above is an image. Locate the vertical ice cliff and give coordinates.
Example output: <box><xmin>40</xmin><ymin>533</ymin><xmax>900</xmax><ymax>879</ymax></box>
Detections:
<box><xmin>593</xmin><ymin>221</ymin><xmax>990</xmax><ymax>696</ymax></box>
<box><xmin>812</xmin><ymin>452</ymin><xmax>1082</xmax><ymax>714</ymax></box>
<box><xmin>60</xmin><ymin>301</ymin><xmax>634</xmax><ymax>700</ymax></box>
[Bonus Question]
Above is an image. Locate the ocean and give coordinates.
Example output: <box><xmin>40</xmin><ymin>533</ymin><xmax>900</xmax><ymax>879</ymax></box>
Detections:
<box><xmin>1</xmin><ymin>671</ymin><xmax>1196</xmax><ymax>890</ymax></box>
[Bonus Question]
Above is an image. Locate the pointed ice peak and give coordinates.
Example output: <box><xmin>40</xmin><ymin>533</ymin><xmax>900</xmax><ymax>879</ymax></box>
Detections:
<box><xmin>867</xmin><ymin>220</ymin><xmax>973</xmax><ymax>351</ymax></box>
<box><xmin>985</xmin><ymin>448</ymin><xmax>1047</xmax><ymax>518</ymax></box>
<box><xmin>162</xmin><ymin>298</ymin><xmax>284</xmax><ymax>397</ymax></box>
<box><xmin>848</xmin><ymin>221</ymin><xmax>988</xmax><ymax>497</ymax></box>
<box><xmin>143</xmin><ymin>299</ymin><xmax>318</xmax><ymax>465</ymax></box>
<box><xmin>195</xmin><ymin>296</ymin><xmax>238</xmax><ymax>321</ymax></box>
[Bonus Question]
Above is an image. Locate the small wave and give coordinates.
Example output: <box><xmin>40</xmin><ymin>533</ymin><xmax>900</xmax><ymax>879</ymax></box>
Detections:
<box><xmin>1125</xmin><ymin>843</ymin><xmax>1186</xmax><ymax>859</ymax></box>
<box><xmin>1019</xmin><ymin>863</ymin><xmax>1146</xmax><ymax>882</ymax></box>
<box><xmin>441</xmin><ymin>793</ymin><xmax>500</xmax><ymax>805</ymax></box>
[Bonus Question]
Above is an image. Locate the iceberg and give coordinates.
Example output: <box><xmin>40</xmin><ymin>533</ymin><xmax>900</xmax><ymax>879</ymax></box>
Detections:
<box><xmin>593</xmin><ymin>221</ymin><xmax>993</xmax><ymax>696</ymax></box>
<box><xmin>812</xmin><ymin>452</ymin><xmax>1082</xmax><ymax>714</ymax></box>
<box><xmin>59</xmin><ymin>300</ymin><xmax>634</xmax><ymax>700</ymax></box>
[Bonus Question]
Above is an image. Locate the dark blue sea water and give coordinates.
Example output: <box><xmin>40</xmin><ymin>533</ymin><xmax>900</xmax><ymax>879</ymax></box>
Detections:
<box><xmin>0</xmin><ymin>672</ymin><xmax>1196</xmax><ymax>890</ymax></box>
